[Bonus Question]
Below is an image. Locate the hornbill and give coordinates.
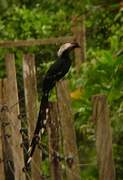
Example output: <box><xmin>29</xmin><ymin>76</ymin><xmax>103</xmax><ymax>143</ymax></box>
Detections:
<box><xmin>26</xmin><ymin>42</ymin><xmax>80</xmax><ymax>166</ymax></box>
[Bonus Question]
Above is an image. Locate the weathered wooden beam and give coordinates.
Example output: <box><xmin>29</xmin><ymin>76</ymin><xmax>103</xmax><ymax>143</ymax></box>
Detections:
<box><xmin>5</xmin><ymin>54</ymin><xmax>26</xmax><ymax>180</ymax></box>
<box><xmin>0</xmin><ymin>79</ymin><xmax>15</xmax><ymax>180</ymax></box>
<box><xmin>0</xmin><ymin>79</ymin><xmax>6</xmax><ymax>180</ymax></box>
<box><xmin>71</xmin><ymin>16</ymin><xmax>86</xmax><ymax>73</ymax></box>
<box><xmin>57</xmin><ymin>81</ymin><xmax>81</xmax><ymax>180</ymax></box>
<box><xmin>92</xmin><ymin>95</ymin><xmax>116</xmax><ymax>180</ymax></box>
<box><xmin>0</xmin><ymin>36</ymin><xmax>74</xmax><ymax>48</ymax></box>
<box><xmin>23</xmin><ymin>54</ymin><xmax>42</xmax><ymax>180</ymax></box>
<box><xmin>48</xmin><ymin>102</ymin><xmax>62</xmax><ymax>180</ymax></box>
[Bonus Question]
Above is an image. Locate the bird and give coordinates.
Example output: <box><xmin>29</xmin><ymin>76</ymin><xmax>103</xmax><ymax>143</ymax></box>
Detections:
<box><xmin>26</xmin><ymin>42</ymin><xmax>80</xmax><ymax>166</ymax></box>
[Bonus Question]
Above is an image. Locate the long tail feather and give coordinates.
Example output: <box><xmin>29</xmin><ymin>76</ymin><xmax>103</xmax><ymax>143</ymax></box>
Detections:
<box><xmin>26</xmin><ymin>93</ymin><xmax>49</xmax><ymax>166</ymax></box>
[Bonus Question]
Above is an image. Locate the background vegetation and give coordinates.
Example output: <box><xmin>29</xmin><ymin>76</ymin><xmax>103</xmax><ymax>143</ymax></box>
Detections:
<box><xmin>0</xmin><ymin>0</ymin><xmax>123</xmax><ymax>179</ymax></box>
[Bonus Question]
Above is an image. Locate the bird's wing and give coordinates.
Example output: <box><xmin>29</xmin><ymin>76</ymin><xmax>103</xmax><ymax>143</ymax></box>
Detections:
<box><xmin>46</xmin><ymin>59</ymin><xmax>64</xmax><ymax>78</ymax></box>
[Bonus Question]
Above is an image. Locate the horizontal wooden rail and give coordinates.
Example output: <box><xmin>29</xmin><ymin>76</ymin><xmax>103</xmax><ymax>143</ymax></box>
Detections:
<box><xmin>0</xmin><ymin>36</ymin><xmax>74</xmax><ymax>48</ymax></box>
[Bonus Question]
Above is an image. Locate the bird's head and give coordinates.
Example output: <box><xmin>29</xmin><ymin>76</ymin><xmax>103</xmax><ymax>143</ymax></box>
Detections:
<box><xmin>57</xmin><ymin>42</ymin><xmax>80</xmax><ymax>57</ymax></box>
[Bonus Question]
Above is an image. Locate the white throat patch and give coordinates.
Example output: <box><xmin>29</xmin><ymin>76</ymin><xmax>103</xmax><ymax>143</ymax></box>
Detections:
<box><xmin>57</xmin><ymin>43</ymin><xmax>73</xmax><ymax>57</ymax></box>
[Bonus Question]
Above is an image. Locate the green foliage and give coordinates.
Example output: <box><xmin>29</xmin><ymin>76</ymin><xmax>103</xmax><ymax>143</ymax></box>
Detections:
<box><xmin>0</xmin><ymin>6</ymin><xmax>71</xmax><ymax>40</ymax></box>
<box><xmin>0</xmin><ymin>1</ymin><xmax>123</xmax><ymax>179</ymax></box>
<box><xmin>66</xmin><ymin>10</ymin><xmax>123</xmax><ymax>179</ymax></box>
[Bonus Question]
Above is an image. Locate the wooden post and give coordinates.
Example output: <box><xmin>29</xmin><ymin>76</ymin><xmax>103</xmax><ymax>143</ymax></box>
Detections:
<box><xmin>0</xmin><ymin>79</ymin><xmax>15</xmax><ymax>180</ymax></box>
<box><xmin>92</xmin><ymin>95</ymin><xmax>116</xmax><ymax>180</ymax></box>
<box><xmin>1</xmin><ymin>79</ymin><xmax>15</xmax><ymax>180</ymax></box>
<box><xmin>72</xmin><ymin>16</ymin><xmax>86</xmax><ymax>73</ymax></box>
<box><xmin>56</xmin><ymin>81</ymin><xmax>81</xmax><ymax>180</ymax></box>
<box><xmin>0</xmin><ymin>79</ymin><xmax>6</xmax><ymax>180</ymax></box>
<box><xmin>5</xmin><ymin>54</ymin><xmax>26</xmax><ymax>180</ymax></box>
<box><xmin>47</xmin><ymin>102</ymin><xmax>62</xmax><ymax>180</ymax></box>
<box><xmin>23</xmin><ymin>54</ymin><xmax>42</xmax><ymax>180</ymax></box>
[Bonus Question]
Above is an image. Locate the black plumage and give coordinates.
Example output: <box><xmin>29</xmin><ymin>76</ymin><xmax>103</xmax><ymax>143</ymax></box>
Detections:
<box><xmin>26</xmin><ymin>42</ymin><xmax>80</xmax><ymax>166</ymax></box>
